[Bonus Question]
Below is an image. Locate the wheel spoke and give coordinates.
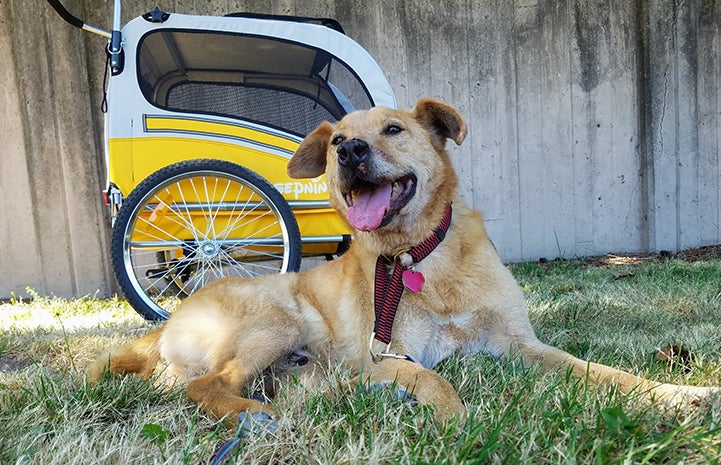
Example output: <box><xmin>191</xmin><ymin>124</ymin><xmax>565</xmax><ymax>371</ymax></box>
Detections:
<box><xmin>207</xmin><ymin>178</ymin><xmax>233</xmax><ymax>239</ymax></box>
<box><xmin>220</xmin><ymin>251</ymin><xmax>283</xmax><ymax>276</ymax></box>
<box><xmin>218</xmin><ymin>248</ymin><xmax>271</xmax><ymax>276</ymax></box>
<box><xmin>143</xmin><ymin>250</ymin><xmax>198</xmax><ymax>296</ymax></box>
<box><xmin>134</xmin><ymin>199</ymin><xmax>194</xmax><ymax>243</ymax></box>
<box><xmin>174</xmin><ymin>183</ymin><xmax>203</xmax><ymax>242</ymax></box>
<box><xmin>214</xmin><ymin>192</ymin><xmax>266</xmax><ymax>241</ymax></box>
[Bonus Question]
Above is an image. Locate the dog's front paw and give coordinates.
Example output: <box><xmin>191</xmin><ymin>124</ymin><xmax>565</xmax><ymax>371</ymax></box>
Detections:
<box><xmin>366</xmin><ymin>381</ymin><xmax>418</xmax><ymax>405</ymax></box>
<box><xmin>237</xmin><ymin>411</ymin><xmax>279</xmax><ymax>439</ymax></box>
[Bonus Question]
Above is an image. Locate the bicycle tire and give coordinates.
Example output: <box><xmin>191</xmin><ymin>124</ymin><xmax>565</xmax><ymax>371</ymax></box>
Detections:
<box><xmin>111</xmin><ymin>159</ymin><xmax>302</xmax><ymax>320</ymax></box>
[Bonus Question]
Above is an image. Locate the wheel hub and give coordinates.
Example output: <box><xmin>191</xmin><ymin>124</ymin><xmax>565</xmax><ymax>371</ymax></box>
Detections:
<box><xmin>198</xmin><ymin>240</ymin><xmax>220</xmax><ymax>259</ymax></box>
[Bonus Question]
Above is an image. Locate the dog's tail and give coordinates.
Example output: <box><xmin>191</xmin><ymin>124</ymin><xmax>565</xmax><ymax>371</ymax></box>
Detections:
<box><xmin>87</xmin><ymin>327</ymin><xmax>163</xmax><ymax>384</ymax></box>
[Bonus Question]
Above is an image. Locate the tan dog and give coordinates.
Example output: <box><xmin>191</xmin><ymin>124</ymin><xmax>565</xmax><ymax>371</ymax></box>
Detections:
<box><xmin>88</xmin><ymin>98</ymin><xmax>718</xmax><ymax>427</ymax></box>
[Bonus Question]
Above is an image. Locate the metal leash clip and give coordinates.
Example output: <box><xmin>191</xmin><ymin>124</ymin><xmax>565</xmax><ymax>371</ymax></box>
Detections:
<box><xmin>369</xmin><ymin>332</ymin><xmax>417</xmax><ymax>364</ymax></box>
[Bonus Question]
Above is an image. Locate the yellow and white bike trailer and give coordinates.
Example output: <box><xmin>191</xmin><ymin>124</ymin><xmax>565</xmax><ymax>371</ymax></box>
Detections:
<box><xmin>47</xmin><ymin>1</ymin><xmax>396</xmax><ymax>319</ymax></box>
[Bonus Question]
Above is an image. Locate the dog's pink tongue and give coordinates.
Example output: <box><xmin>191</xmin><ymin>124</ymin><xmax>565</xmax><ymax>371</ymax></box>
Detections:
<box><xmin>347</xmin><ymin>183</ymin><xmax>392</xmax><ymax>231</ymax></box>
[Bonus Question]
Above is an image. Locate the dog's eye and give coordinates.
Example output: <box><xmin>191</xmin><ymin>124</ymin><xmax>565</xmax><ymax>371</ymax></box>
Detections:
<box><xmin>331</xmin><ymin>135</ymin><xmax>345</xmax><ymax>145</ymax></box>
<box><xmin>385</xmin><ymin>124</ymin><xmax>404</xmax><ymax>135</ymax></box>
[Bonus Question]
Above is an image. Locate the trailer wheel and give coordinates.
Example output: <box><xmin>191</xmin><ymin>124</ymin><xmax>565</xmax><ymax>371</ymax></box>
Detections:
<box><xmin>111</xmin><ymin>159</ymin><xmax>301</xmax><ymax>320</ymax></box>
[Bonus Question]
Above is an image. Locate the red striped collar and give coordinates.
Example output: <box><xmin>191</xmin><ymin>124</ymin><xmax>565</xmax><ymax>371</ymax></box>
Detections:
<box><xmin>372</xmin><ymin>204</ymin><xmax>453</xmax><ymax>346</ymax></box>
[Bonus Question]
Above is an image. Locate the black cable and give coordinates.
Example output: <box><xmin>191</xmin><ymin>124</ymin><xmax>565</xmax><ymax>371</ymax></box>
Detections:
<box><xmin>45</xmin><ymin>0</ymin><xmax>84</xmax><ymax>29</ymax></box>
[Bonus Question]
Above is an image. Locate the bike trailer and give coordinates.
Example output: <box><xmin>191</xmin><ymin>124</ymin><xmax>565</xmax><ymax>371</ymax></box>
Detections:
<box><xmin>46</xmin><ymin>2</ymin><xmax>396</xmax><ymax>319</ymax></box>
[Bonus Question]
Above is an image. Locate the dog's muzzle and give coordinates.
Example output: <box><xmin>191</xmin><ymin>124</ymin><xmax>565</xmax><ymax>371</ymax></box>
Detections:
<box><xmin>335</xmin><ymin>138</ymin><xmax>417</xmax><ymax>232</ymax></box>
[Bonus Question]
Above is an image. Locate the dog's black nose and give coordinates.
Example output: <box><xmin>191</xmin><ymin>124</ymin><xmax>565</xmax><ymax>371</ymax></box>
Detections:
<box><xmin>337</xmin><ymin>139</ymin><xmax>369</xmax><ymax>168</ymax></box>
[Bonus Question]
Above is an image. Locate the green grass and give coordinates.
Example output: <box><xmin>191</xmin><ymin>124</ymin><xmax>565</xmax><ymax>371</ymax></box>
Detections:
<box><xmin>1</xmin><ymin>256</ymin><xmax>720</xmax><ymax>464</ymax></box>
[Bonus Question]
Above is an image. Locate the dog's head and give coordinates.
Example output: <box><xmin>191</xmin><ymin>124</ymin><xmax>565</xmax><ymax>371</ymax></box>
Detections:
<box><xmin>287</xmin><ymin>98</ymin><xmax>466</xmax><ymax>253</ymax></box>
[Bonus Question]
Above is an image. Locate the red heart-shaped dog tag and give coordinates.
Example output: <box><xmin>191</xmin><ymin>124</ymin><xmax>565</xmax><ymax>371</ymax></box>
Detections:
<box><xmin>402</xmin><ymin>269</ymin><xmax>425</xmax><ymax>292</ymax></box>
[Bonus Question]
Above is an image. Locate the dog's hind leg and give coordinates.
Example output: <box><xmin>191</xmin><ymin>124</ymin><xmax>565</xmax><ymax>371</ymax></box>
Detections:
<box><xmin>87</xmin><ymin>327</ymin><xmax>163</xmax><ymax>384</ymax></box>
<box><xmin>187</xmin><ymin>361</ymin><xmax>277</xmax><ymax>422</ymax></box>
<box><xmin>181</xmin><ymin>322</ymin><xmax>306</xmax><ymax>429</ymax></box>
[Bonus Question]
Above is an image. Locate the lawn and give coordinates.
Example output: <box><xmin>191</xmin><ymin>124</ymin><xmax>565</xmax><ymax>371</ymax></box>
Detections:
<box><xmin>1</xmin><ymin>252</ymin><xmax>720</xmax><ymax>464</ymax></box>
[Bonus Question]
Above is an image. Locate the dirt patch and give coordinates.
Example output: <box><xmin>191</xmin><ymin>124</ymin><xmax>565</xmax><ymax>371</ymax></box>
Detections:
<box><xmin>537</xmin><ymin>244</ymin><xmax>721</xmax><ymax>268</ymax></box>
<box><xmin>0</xmin><ymin>353</ymin><xmax>34</xmax><ymax>372</ymax></box>
<box><xmin>674</xmin><ymin>244</ymin><xmax>721</xmax><ymax>262</ymax></box>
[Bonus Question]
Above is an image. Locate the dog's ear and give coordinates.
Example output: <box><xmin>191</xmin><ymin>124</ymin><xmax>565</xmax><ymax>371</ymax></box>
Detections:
<box><xmin>412</xmin><ymin>98</ymin><xmax>467</xmax><ymax>148</ymax></box>
<box><xmin>287</xmin><ymin>121</ymin><xmax>333</xmax><ymax>179</ymax></box>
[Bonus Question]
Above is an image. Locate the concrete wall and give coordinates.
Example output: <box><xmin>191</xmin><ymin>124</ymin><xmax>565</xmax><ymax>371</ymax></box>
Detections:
<box><xmin>1</xmin><ymin>0</ymin><xmax>719</xmax><ymax>299</ymax></box>
<box><xmin>1</xmin><ymin>0</ymin><xmax>112</xmax><ymax>299</ymax></box>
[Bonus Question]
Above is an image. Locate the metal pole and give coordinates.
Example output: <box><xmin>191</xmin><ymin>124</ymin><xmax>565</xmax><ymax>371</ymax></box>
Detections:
<box><xmin>108</xmin><ymin>0</ymin><xmax>123</xmax><ymax>74</ymax></box>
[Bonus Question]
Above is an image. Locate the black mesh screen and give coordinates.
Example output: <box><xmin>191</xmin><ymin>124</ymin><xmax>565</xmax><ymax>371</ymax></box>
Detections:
<box><xmin>167</xmin><ymin>83</ymin><xmax>337</xmax><ymax>136</ymax></box>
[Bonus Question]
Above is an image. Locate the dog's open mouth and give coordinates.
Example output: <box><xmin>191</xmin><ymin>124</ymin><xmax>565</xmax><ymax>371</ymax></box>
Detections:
<box><xmin>343</xmin><ymin>174</ymin><xmax>416</xmax><ymax>231</ymax></box>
